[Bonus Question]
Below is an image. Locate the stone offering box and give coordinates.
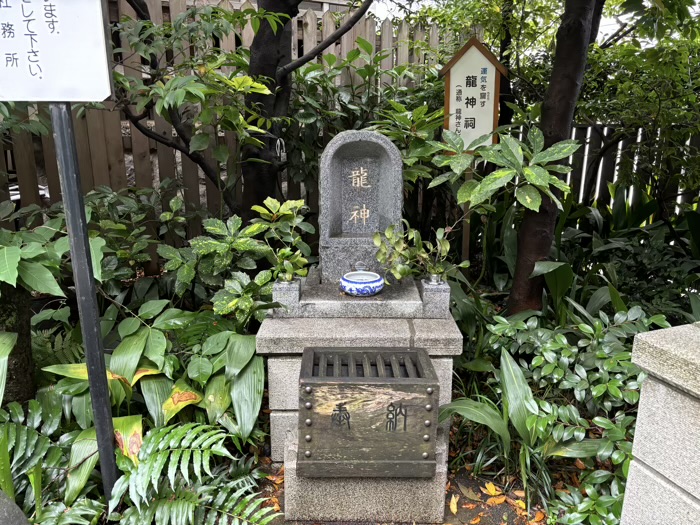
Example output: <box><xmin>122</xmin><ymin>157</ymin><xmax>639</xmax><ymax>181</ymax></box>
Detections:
<box><xmin>256</xmin><ymin>130</ymin><xmax>462</xmax><ymax>523</ymax></box>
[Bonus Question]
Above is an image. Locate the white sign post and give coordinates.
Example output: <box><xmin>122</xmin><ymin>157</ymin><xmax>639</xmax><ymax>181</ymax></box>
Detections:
<box><xmin>440</xmin><ymin>38</ymin><xmax>507</xmax><ymax>260</ymax></box>
<box><xmin>0</xmin><ymin>0</ymin><xmax>116</xmax><ymax>498</ymax></box>
<box><xmin>439</xmin><ymin>37</ymin><xmax>507</xmax><ymax>149</ymax></box>
<box><xmin>0</xmin><ymin>0</ymin><xmax>112</xmax><ymax>102</ymax></box>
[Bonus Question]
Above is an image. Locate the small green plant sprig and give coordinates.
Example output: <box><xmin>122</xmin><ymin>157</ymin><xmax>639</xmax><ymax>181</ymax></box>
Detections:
<box><xmin>374</xmin><ymin>220</ymin><xmax>468</xmax><ymax>281</ymax></box>
<box><xmin>251</xmin><ymin>198</ymin><xmax>315</xmax><ymax>283</ymax></box>
<box><xmin>429</xmin><ymin>128</ymin><xmax>580</xmax><ymax>212</ymax></box>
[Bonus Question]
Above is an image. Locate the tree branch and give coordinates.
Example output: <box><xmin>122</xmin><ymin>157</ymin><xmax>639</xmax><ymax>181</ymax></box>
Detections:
<box><xmin>276</xmin><ymin>0</ymin><xmax>375</xmax><ymax>83</ymax></box>
<box><xmin>125</xmin><ymin>0</ymin><xmax>151</xmax><ymax>21</ymax></box>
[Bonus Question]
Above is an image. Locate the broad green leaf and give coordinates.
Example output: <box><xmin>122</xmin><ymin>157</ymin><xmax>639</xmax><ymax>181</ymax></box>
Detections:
<box><xmin>608</xmin><ymin>283</ymin><xmax>627</xmax><ymax>313</ymax></box>
<box><xmin>531</xmin><ymin>140</ymin><xmax>580</xmax><ymax>165</ymax></box>
<box><xmin>516</xmin><ymin>185</ymin><xmax>542</xmax><ymax>211</ymax></box>
<box><xmin>187</xmin><ymin>356</ymin><xmax>213</xmax><ymax>385</ymax></box>
<box><xmin>131</xmin><ymin>364</ymin><xmax>161</xmax><ymax>385</ymax></box>
<box><xmin>427</xmin><ymin>172</ymin><xmax>454</xmax><ymax>189</ymax></box>
<box><xmin>162</xmin><ymin>379</ymin><xmax>203</xmax><ymax>423</ymax></box>
<box><xmin>469</xmin><ymin>169</ymin><xmax>516</xmax><ymax>205</ymax></box>
<box><xmin>0</xmin><ymin>246</ymin><xmax>21</xmax><ymax>287</ymax></box>
<box><xmin>231</xmin><ymin>356</ymin><xmax>264</xmax><ymax>440</ymax></box>
<box><xmin>0</xmin><ymin>332</ymin><xmax>17</xmax><ymax>407</ymax></box>
<box><xmin>110</xmin><ymin>328</ymin><xmax>149</xmax><ymax>383</ymax></box>
<box><xmin>140</xmin><ymin>376</ymin><xmax>173</xmax><ymax>427</ymax></box>
<box><xmin>500</xmin><ymin>349</ymin><xmax>535</xmax><ymax>446</ymax></box>
<box><xmin>440</xmin><ymin>398</ymin><xmax>510</xmax><ymax>454</ymax></box>
<box><xmin>523</xmin><ymin>165</ymin><xmax>549</xmax><ymax>186</ymax></box>
<box><xmin>443</xmin><ymin>129</ymin><xmax>464</xmax><ymax>152</ymax></box>
<box><xmin>88</xmin><ymin>237</ymin><xmax>106</xmax><ymax>282</ymax></box>
<box><xmin>65</xmin><ymin>428</ymin><xmax>99</xmax><ymax>506</ymax></box>
<box><xmin>113</xmin><ymin>415</ymin><xmax>143</xmax><ymax>464</ymax></box>
<box><xmin>0</xmin><ymin>426</ymin><xmax>14</xmax><ymax>500</ymax></box>
<box><xmin>500</xmin><ymin>135</ymin><xmax>524</xmax><ymax>170</ymax></box>
<box><xmin>118</xmin><ymin>318</ymin><xmax>140</xmax><ymax>339</ymax></box>
<box><xmin>527</xmin><ymin>127</ymin><xmax>544</xmax><ymax>155</ymax></box>
<box><xmin>144</xmin><ymin>329</ymin><xmax>167</xmax><ymax>369</ymax></box>
<box><xmin>203</xmin><ymin>374</ymin><xmax>231</xmax><ymax>424</ymax></box>
<box><xmin>543</xmin><ymin>438</ymin><xmax>602</xmax><ymax>458</ymax></box>
<box><xmin>530</xmin><ymin>261</ymin><xmax>568</xmax><ymax>278</ymax></box>
<box><xmin>224</xmin><ymin>334</ymin><xmax>256</xmax><ymax>378</ymax></box>
<box><xmin>189</xmin><ymin>133</ymin><xmax>210</xmax><ymax>153</ymax></box>
<box><xmin>448</xmin><ymin>154</ymin><xmax>474</xmax><ymax>175</ymax></box>
<box><xmin>138</xmin><ymin>300</ymin><xmax>170</xmax><ymax>320</ymax></box>
<box><xmin>17</xmin><ymin>260</ymin><xmax>65</xmax><ymax>297</ymax></box>
<box><xmin>457</xmin><ymin>179</ymin><xmax>479</xmax><ymax>204</ymax></box>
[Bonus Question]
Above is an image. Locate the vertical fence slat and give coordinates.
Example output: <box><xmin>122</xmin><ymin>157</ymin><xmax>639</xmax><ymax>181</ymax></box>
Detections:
<box><xmin>397</xmin><ymin>21</ymin><xmax>409</xmax><ymax>87</ymax></box>
<box><xmin>40</xmin><ymin>105</ymin><xmax>61</xmax><ymax>203</ymax></box>
<box><xmin>413</xmin><ymin>25</ymin><xmax>425</xmax><ymax>85</ymax></box>
<box><xmin>597</xmin><ymin>127</ymin><xmax>618</xmax><ymax>208</ymax></box>
<box><xmin>147</xmin><ymin>0</ymin><xmax>177</xmax><ymax>206</ymax></box>
<box><xmin>120</xmin><ymin>0</ymin><xmax>153</xmax><ymax>191</ymax></box>
<box><xmin>85</xmin><ymin>109</ymin><xmax>111</xmax><ymax>187</ymax></box>
<box><xmin>570</xmin><ymin>126</ymin><xmax>588</xmax><ymax>200</ymax></box>
<box><xmin>428</xmin><ymin>24</ymin><xmax>439</xmax><ymax>66</ymax></box>
<box><xmin>321</xmin><ymin>10</ymin><xmax>336</xmax><ymax>61</ymax></box>
<box><xmin>13</xmin><ymin>117</ymin><xmax>42</xmax><ymax>210</ymax></box>
<box><xmin>217</xmin><ymin>0</ymin><xmax>242</xmax><ymax>216</ymax></box>
<box><xmin>103</xmin><ymin>103</ymin><xmax>128</xmax><ymax>191</ymax></box>
<box><xmin>583</xmin><ymin>126</ymin><xmax>603</xmax><ymax>204</ymax></box>
<box><xmin>379</xmin><ymin>18</ymin><xmax>392</xmax><ymax>87</ymax></box>
<box><xmin>241</xmin><ymin>1</ymin><xmax>256</xmax><ymax>48</ymax></box>
<box><xmin>72</xmin><ymin>112</ymin><xmax>95</xmax><ymax>194</ymax></box>
<box><xmin>0</xmin><ymin>142</ymin><xmax>10</xmax><ymax>205</ymax></box>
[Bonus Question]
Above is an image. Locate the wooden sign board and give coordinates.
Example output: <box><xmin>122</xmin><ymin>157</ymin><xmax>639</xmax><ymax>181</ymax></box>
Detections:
<box><xmin>0</xmin><ymin>0</ymin><xmax>112</xmax><ymax>102</ymax></box>
<box><xmin>440</xmin><ymin>38</ymin><xmax>507</xmax><ymax>149</ymax></box>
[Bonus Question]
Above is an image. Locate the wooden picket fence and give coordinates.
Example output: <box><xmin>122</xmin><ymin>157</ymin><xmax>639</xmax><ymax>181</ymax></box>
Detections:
<box><xmin>0</xmin><ymin>1</ymin><xmax>696</xmax><ymax>229</ymax></box>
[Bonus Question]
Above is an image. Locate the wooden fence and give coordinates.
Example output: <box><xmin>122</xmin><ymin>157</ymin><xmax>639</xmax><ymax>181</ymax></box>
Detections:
<box><xmin>0</xmin><ymin>1</ymin><xmax>696</xmax><ymax>229</ymax></box>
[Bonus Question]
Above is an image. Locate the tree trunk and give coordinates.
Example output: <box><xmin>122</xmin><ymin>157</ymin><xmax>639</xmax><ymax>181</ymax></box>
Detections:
<box><xmin>1</xmin><ymin>284</ymin><xmax>35</xmax><ymax>405</ymax></box>
<box><xmin>241</xmin><ymin>0</ymin><xmax>301</xmax><ymax>215</ymax></box>
<box><xmin>507</xmin><ymin>0</ymin><xmax>604</xmax><ymax>314</ymax></box>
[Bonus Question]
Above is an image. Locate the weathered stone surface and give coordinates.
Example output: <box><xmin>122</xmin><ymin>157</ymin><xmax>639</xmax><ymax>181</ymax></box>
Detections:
<box><xmin>0</xmin><ymin>491</ymin><xmax>30</xmax><ymax>525</ymax></box>
<box><xmin>419</xmin><ymin>280</ymin><xmax>452</xmax><ymax>319</ymax></box>
<box><xmin>319</xmin><ymin>130</ymin><xmax>403</xmax><ymax>283</ymax></box>
<box><xmin>258</xmin><ymin>318</ymin><xmax>462</xmax><ymax>356</ymax></box>
<box><xmin>270</xmin><ymin>411</ymin><xmax>297</xmax><ymax>463</ymax></box>
<box><xmin>632</xmin><ymin>323</ymin><xmax>700</xmax><ymax>397</ymax></box>
<box><xmin>632</xmin><ymin>377</ymin><xmax>700</xmax><ymax>497</ymax></box>
<box><xmin>268</xmin><ymin>356</ymin><xmax>454</xmax><ymax>411</ymax></box>
<box><xmin>284</xmin><ymin>424</ymin><xmax>448</xmax><ymax>523</ymax></box>
<box><xmin>412</xmin><ymin>319</ymin><xmax>463</xmax><ymax>355</ymax></box>
<box><xmin>621</xmin><ymin>460</ymin><xmax>700</xmax><ymax>525</ymax></box>
<box><xmin>273</xmin><ymin>278</ymin><xmax>424</xmax><ymax>319</ymax></box>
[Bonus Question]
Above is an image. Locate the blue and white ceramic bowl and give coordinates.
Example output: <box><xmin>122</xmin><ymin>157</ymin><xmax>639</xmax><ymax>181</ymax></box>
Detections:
<box><xmin>340</xmin><ymin>270</ymin><xmax>384</xmax><ymax>297</ymax></box>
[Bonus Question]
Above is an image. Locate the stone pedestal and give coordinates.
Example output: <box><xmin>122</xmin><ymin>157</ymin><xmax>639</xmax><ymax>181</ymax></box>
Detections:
<box><xmin>621</xmin><ymin>322</ymin><xmax>700</xmax><ymax>525</ymax></box>
<box><xmin>256</xmin><ymin>270</ymin><xmax>462</xmax><ymax>523</ymax></box>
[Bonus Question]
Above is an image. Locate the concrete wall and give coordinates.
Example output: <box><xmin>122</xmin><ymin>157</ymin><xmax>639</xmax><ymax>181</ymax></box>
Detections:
<box><xmin>621</xmin><ymin>322</ymin><xmax>700</xmax><ymax>524</ymax></box>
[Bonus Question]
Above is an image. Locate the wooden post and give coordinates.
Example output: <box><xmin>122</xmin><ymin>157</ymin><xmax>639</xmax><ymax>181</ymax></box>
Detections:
<box><xmin>379</xmin><ymin>18</ymin><xmax>393</xmax><ymax>88</ymax></box>
<box><xmin>397</xmin><ymin>21</ymin><xmax>410</xmax><ymax>87</ymax></box>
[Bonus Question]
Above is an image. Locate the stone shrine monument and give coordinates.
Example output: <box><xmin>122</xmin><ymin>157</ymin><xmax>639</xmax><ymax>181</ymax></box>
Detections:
<box><xmin>256</xmin><ymin>130</ymin><xmax>463</xmax><ymax>523</ymax></box>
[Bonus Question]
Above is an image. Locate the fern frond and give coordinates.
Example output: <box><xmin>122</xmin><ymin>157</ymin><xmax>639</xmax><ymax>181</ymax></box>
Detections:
<box><xmin>126</xmin><ymin>424</ymin><xmax>233</xmax><ymax>509</ymax></box>
<box><xmin>36</xmin><ymin>497</ymin><xmax>104</xmax><ymax>525</ymax></box>
<box><xmin>196</xmin><ymin>482</ymin><xmax>279</xmax><ymax>525</ymax></box>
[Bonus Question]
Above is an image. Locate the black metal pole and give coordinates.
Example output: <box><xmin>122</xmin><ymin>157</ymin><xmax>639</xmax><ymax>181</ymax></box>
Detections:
<box><xmin>50</xmin><ymin>102</ymin><xmax>117</xmax><ymax>498</ymax></box>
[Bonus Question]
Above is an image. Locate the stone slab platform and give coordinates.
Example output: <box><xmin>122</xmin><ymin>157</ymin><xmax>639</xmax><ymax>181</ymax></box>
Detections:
<box><xmin>283</xmin><ymin>424</ymin><xmax>448</xmax><ymax>523</ymax></box>
<box><xmin>257</xmin><ymin>318</ymin><xmax>462</xmax><ymax>356</ymax></box>
<box><xmin>271</xmin><ymin>270</ymin><xmax>452</xmax><ymax>319</ymax></box>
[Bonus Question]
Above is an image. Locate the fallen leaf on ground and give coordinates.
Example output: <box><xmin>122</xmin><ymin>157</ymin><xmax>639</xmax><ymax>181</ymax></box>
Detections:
<box><xmin>575</xmin><ymin>459</ymin><xmax>587</xmax><ymax>470</ymax></box>
<box><xmin>481</xmin><ymin>482</ymin><xmax>502</xmax><ymax>496</ymax></box>
<box><xmin>507</xmin><ymin>497</ymin><xmax>526</xmax><ymax>510</ymax></box>
<box><xmin>449</xmin><ymin>494</ymin><xmax>459</xmax><ymax>515</ymax></box>
<box><xmin>462</xmin><ymin>503</ymin><xmax>478</xmax><ymax>510</ymax></box>
<box><xmin>469</xmin><ymin>517</ymin><xmax>481</xmax><ymax>524</ymax></box>
<box><xmin>486</xmin><ymin>495</ymin><xmax>506</xmax><ymax>506</ymax></box>
<box><xmin>534</xmin><ymin>510</ymin><xmax>546</xmax><ymax>522</ymax></box>
<box><xmin>513</xmin><ymin>490</ymin><xmax>525</xmax><ymax>498</ymax></box>
<box><xmin>458</xmin><ymin>482</ymin><xmax>482</xmax><ymax>501</ymax></box>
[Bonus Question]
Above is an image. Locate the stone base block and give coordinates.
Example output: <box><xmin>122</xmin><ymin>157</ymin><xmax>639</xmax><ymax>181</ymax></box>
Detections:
<box><xmin>633</xmin><ymin>377</ymin><xmax>700</xmax><ymax>496</ymax></box>
<box><xmin>283</xmin><ymin>426</ymin><xmax>448</xmax><ymax>523</ymax></box>
<box><xmin>270</xmin><ymin>411</ymin><xmax>297</xmax><ymax>463</ymax></box>
<box><xmin>621</xmin><ymin>460</ymin><xmax>700</xmax><ymax>525</ymax></box>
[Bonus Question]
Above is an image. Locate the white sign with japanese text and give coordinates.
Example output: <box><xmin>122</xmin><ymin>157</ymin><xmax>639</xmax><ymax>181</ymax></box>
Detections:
<box><xmin>0</xmin><ymin>0</ymin><xmax>111</xmax><ymax>102</ymax></box>
<box><xmin>446</xmin><ymin>45</ymin><xmax>498</xmax><ymax>149</ymax></box>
